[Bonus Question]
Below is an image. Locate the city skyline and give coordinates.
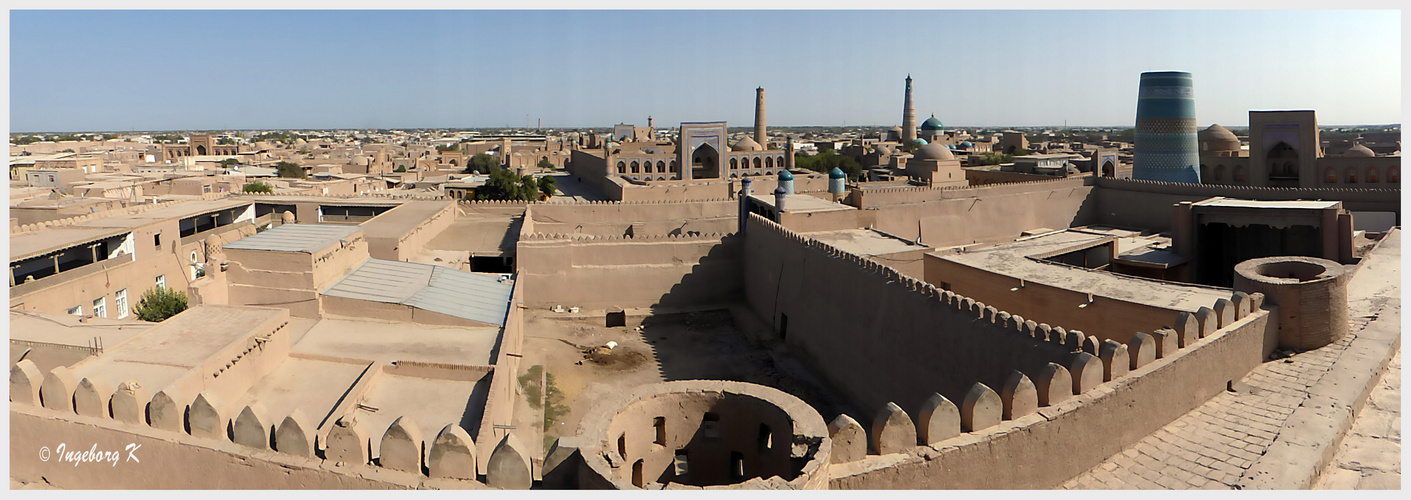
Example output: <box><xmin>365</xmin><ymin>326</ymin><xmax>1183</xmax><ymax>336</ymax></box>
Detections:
<box><xmin>9</xmin><ymin>9</ymin><xmax>1402</xmax><ymax>132</ymax></box>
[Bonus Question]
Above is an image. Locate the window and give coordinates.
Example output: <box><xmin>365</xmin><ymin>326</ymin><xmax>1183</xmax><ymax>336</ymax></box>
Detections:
<box><xmin>93</xmin><ymin>297</ymin><xmax>107</xmax><ymax>318</ymax></box>
<box><xmin>155</xmin><ymin>275</ymin><xmax>166</xmax><ymax>290</ymax></box>
<box><xmin>154</xmin><ymin>233</ymin><xmax>161</xmax><ymax>249</ymax></box>
<box><xmin>702</xmin><ymin>412</ymin><xmax>721</xmax><ymax>439</ymax></box>
<box><xmin>618</xmin><ymin>433</ymin><xmax>627</xmax><ymax>459</ymax></box>
<box><xmin>758</xmin><ymin>424</ymin><xmax>772</xmax><ymax>450</ymax></box>
<box><xmin>730</xmin><ymin>451</ymin><xmax>745</xmax><ymax>480</ymax></box>
<box><xmin>68</xmin><ymin>305</ymin><xmax>83</xmax><ymax>316</ymax></box>
<box><xmin>116</xmin><ymin>289</ymin><xmax>129</xmax><ymax>319</ymax></box>
<box><xmin>654</xmin><ymin>417</ymin><xmax>666</xmax><ymax>446</ymax></box>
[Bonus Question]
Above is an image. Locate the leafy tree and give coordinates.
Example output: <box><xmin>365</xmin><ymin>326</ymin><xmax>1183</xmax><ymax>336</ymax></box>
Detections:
<box><xmin>794</xmin><ymin>149</ymin><xmax>865</xmax><ymax>182</ymax></box>
<box><xmin>242</xmin><ymin>181</ymin><xmax>273</xmax><ymax>193</ymax></box>
<box><xmin>275</xmin><ymin>161</ymin><xmax>306</xmax><ymax>179</ymax></box>
<box><xmin>219</xmin><ymin>158</ymin><xmax>241</xmax><ymax>168</ymax></box>
<box><xmin>537</xmin><ymin>175</ymin><xmax>557</xmax><ymax>199</ymax></box>
<box><xmin>436</xmin><ymin>143</ymin><xmax>460</xmax><ymax>152</ymax></box>
<box><xmin>977</xmin><ymin>152</ymin><xmax>1014</xmax><ymax>166</ymax></box>
<box><xmin>464</xmin><ymin>153</ymin><xmax>499</xmax><ymax>174</ymax></box>
<box><xmin>537</xmin><ymin>157</ymin><xmax>554</xmax><ymax>170</ymax></box>
<box><xmin>904</xmin><ymin>139</ymin><xmax>926</xmax><ymax>152</ymax></box>
<box><xmin>133</xmin><ymin>286</ymin><xmax>188</xmax><ymax>322</ymax></box>
<box><xmin>217</xmin><ymin>137</ymin><xmax>236</xmax><ymax>145</ymax></box>
<box><xmin>394</xmin><ymin>166</ymin><xmax>408</xmax><ymax>173</ymax></box>
<box><xmin>476</xmin><ymin>167</ymin><xmax>544</xmax><ymax>201</ymax></box>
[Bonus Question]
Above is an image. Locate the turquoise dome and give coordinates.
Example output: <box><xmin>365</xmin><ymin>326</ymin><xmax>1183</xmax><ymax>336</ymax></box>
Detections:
<box><xmin>829</xmin><ymin>167</ymin><xmax>845</xmax><ymax>179</ymax></box>
<box><xmin>920</xmin><ymin>114</ymin><xmax>944</xmax><ymax>131</ymax></box>
<box><xmin>961</xmin><ymin>141</ymin><xmax>974</xmax><ymax>148</ymax></box>
<box><xmin>779</xmin><ymin>169</ymin><xmax>794</xmax><ymax>180</ymax></box>
<box><xmin>914</xmin><ymin>138</ymin><xmax>928</xmax><ymax>145</ymax></box>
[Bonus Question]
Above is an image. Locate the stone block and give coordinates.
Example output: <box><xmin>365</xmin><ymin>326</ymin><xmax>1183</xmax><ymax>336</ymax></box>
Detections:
<box><xmin>487</xmin><ymin>433</ymin><xmax>532</xmax><ymax>490</ymax></box>
<box><xmin>1000</xmin><ymin>371</ymin><xmax>1038</xmax><ymax>420</ymax></box>
<box><xmin>984</xmin><ymin>306</ymin><xmax>998</xmax><ymax>323</ymax></box>
<box><xmin>1064</xmin><ymin>329</ymin><xmax>1085</xmax><ymax>350</ymax></box>
<box><xmin>109</xmin><ymin>381</ymin><xmax>148</xmax><ymax>424</ymax></box>
<box><xmin>1249</xmin><ymin>292</ymin><xmax>1266</xmax><ymax>310</ymax></box>
<box><xmin>233</xmin><ymin>404</ymin><xmax>272</xmax><ymax>450</ymax></box>
<box><xmin>1098</xmin><ymin>340</ymin><xmax>1130</xmax><ymax>382</ymax></box>
<box><xmin>10</xmin><ymin>359</ymin><xmax>43</xmax><ymax>406</ymax></box>
<box><xmin>827</xmin><ymin>414</ymin><xmax>866</xmax><ymax>463</ymax></box>
<box><xmin>960</xmin><ymin>382</ymin><xmax>1001</xmax><ymax>432</ymax></box>
<box><xmin>1081</xmin><ymin>336</ymin><xmax>1100</xmax><ymax>355</ymax></box>
<box><xmin>429</xmin><ymin>423</ymin><xmax>477</xmax><ymax>480</ymax></box>
<box><xmin>1174</xmin><ymin>311</ymin><xmax>1200</xmax><ymax>348</ymax></box>
<box><xmin>870</xmin><ymin>402</ymin><xmax>917</xmax><ymax>455</ymax></box>
<box><xmin>1023</xmin><ymin>320</ymin><xmax>1039</xmax><ymax>338</ymax></box>
<box><xmin>917</xmin><ymin>393</ymin><xmax>960</xmax><ymax>445</ymax></box>
<box><xmin>996</xmin><ymin>311</ymin><xmax>1010</xmax><ymax>326</ymax></box>
<box><xmin>275</xmin><ymin>409</ymin><xmax>316</xmax><ymax>458</ymax></box>
<box><xmin>326</xmin><ymin>414</ymin><xmax>371</xmax><ymax>465</ymax></box>
<box><xmin>1068</xmin><ymin>352</ymin><xmax>1103</xmax><ymax>394</ymax></box>
<box><xmin>1231</xmin><ymin>291</ymin><xmax>1252</xmax><ymax>319</ymax></box>
<box><xmin>380</xmin><ymin>416</ymin><xmax>425</xmax><ymax>474</ymax></box>
<box><xmin>542</xmin><ymin>436</ymin><xmax>579</xmax><ymax>489</ymax></box>
<box><xmin>1152</xmin><ymin>327</ymin><xmax>1179</xmax><ymax>358</ymax></box>
<box><xmin>40</xmin><ymin>365</ymin><xmax>78</xmax><ymax>413</ymax></box>
<box><xmin>1195</xmin><ymin>307</ymin><xmax>1217</xmax><ymax>337</ymax></box>
<box><xmin>188</xmin><ymin>392</ymin><xmax>227</xmax><ymax>440</ymax></box>
<box><xmin>148</xmin><ymin>390</ymin><xmax>185</xmax><ymax>431</ymax></box>
<box><xmin>1035</xmin><ymin>363</ymin><xmax>1072</xmax><ymax>406</ymax></box>
<box><xmin>1051</xmin><ymin>326</ymin><xmax>1068</xmax><ymax>346</ymax></box>
<box><xmin>1036</xmin><ymin>323</ymin><xmax>1053</xmax><ymax>342</ymax></box>
<box><xmin>1212</xmin><ymin>298</ymin><xmax>1235</xmax><ymax>329</ymax></box>
<box><xmin>1128</xmin><ymin>332</ymin><xmax>1157</xmax><ymax>370</ymax></box>
<box><xmin>74</xmin><ymin>377</ymin><xmax>115</xmax><ymax>418</ymax></box>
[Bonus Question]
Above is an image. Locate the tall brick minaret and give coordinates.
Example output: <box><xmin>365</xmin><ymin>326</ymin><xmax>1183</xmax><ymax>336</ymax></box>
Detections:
<box><xmin>902</xmin><ymin>75</ymin><xmax>916</xmax><ymax>144</ymax></box>
<box><xmin>754</xmin><ymin>87</ymin><xmax>767</xmax><ymax>147</ymax></box>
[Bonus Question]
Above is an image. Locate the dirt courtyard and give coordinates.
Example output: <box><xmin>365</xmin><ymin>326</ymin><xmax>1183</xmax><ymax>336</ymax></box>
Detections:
<box><xmin>518</xmin><ymin>306</ymin><xmax>855</xmax><ymax>453</ymax></box>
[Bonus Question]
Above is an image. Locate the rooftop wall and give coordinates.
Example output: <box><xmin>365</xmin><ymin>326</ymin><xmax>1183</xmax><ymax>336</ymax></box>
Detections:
<box><xmin>1091</xmin><ymin>177</ymin><xmax>1401</xmax><ymax>231</ymax></box>
<box><xmin>865</xmin><ymin>179</ymin><xmax>1097</xmax><ymax>247</ymax></box>
<box><xmin>517</xmin><ymin>231</ymin><xmax>742</xmax><ymax>311</ymax></box>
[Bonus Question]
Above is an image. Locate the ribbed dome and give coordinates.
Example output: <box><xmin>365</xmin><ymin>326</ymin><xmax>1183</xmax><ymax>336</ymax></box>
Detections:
<box><xmin>779</xmin><ymin>169</ymin><xmax>794</xmax><ymax>180</ymax></box>
<box><xmin>1199</xmin><ymin>124</ymin><xmax>1240</xmax><ymax>152</ymax></box>
<box><xmin>912</xmin><ymin>142</ymin><xmax>955</xmax><ymax>161</ymax></box>
<box><xmin>1344</xmin><ymin>144</ymin><xmax>1375</xmax><ymax>158</ymax></box>
<box><xmin>829</xmin><ymin>167</ymin><xmax>846</xmax><ymax>179</ymax></box>
<box><xmin>731</xmin><ymin>137</ymin><xmax>763</xmax><ymax>152</ymax></box>
<box><xmin>920</xmin><ymin>114</ymin><xmax>944</xmax><ymax>131</ymax></box>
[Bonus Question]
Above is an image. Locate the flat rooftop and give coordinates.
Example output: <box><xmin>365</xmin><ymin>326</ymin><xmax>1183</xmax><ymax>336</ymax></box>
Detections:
<box><xmin>101</xmin><ymin>304</ymin><xmax>285</xmax><ymax>368</ymax></box>
<box><xmin>71</xmin><ymin>199</ymin><xmax>254</xmax><ymax>230</ymax></box>
<box><xmin>749</xmin><ymin>193</ymin><xmax>854</xmax><ymax>214</ymax></box>
<box><xmin>358</xmin><ymin>200</ymin><xmax>453</xmax><ymax>239</ymax></box>
<box><xmin>229</xmin><ymin>357</ymin><xmax>370</xmax><ymax>430</ymax></box>
<box><xmin>321</xmin><ymin>259</ymin><xmax>513</xmax><ymax>325</ymax></box>
<box><xmin>1192</xmin><ymin>198</ymin><xmax>1341</xmax><ymax>210</ymax></box>
<box><xmin>804</xmin><ymin>228</ymin><xmax>926</xmax><ymax>257</ymax></box>
<box><xmin>223</xmin><ymin>223</ymin><xmax>362</xmax><ymax>253</ymax></box>
<box><xmin>934</xmin><ymin>228</ymin><xmax>1230</xmax><ymax>311</ymax></box>
<box><xmin>245</xmin><ymin>195</ymin><xmax>403</xmax><ymax>206</ymax></box>
<box><xmin>292</xmin><ymin>316</ymin><xmax>501</xmax><ymax>367</ymax></box>
<box><xmin>10</xmin><ymin>226</ymin><xmax>130</xmax><ymax>261</ymax></box>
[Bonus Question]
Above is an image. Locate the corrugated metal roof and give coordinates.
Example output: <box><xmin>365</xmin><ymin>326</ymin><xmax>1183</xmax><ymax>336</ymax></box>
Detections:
<box><xmin>223</xmin><ymin>224</ymin><xmax>361</xmax><ymax>253</ymax></box>
<box><xmin>321</xmin><ymin>258</ymin><xmax>513</xmax><ymax>325</ymax></box>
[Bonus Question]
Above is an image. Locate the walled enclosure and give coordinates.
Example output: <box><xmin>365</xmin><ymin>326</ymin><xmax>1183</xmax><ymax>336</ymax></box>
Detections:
<box><xmin>576</xmin><ymin>380</ymin><xmax>831</xmax><ymax>490</ymax></box>
<box><xmin>1233</xmin><ymin>256</ymin><xmax>1349</xmax><ymax>350</ymax></box>
<box><xmin>1092</xmin><ymin>177</ymin><xmax>1401</xmax><ymax>232</ymax></box>
<box><xmin>858</xmin><ymin>179</ymin><xmax>1098</xmax><ymax>248</ymax></box>
<box><xmin>223</xmin><ymin>226</ymin><xmax>369</xmax><ymax>318</ymax></box>
<box><xmin>742</xmin><ymin>214</ymin><xmax>1277</xmax><ymax>488</ymax></box>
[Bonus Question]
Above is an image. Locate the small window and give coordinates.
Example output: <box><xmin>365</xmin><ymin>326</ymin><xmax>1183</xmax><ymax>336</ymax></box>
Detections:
<box><xmin>654</xmin><ymin>417</ymin><xmax>666</xmax><ymax>446</ymax></box>
<box><xmin>155</xmin><ymin>275</ymin><xmax>166</xmax><ymax>290</ymax></box>
<box><xmin>730</xmin><ymin>451</ymin><xmax>745</xmax><ymax>480</ymax></box>
<box><xmin>702</xmin><ymin>412</ymin><xmax>720</xmax><ymax>439</ymax></box>
<box><xmin>632</xmin><ymin>459</ymin><xmax>645</xmax><ymax>488</ymax></box>
<box><xmin>115</xmin><ymin>289</ymin><xmax>129</xmax><ymax>319</ymax></box>
<box><xmin>68</xmin><ymin>305</ymin><xmax>83</xmax><ymax>316</ymax></box>
<box><xmin>673</xmin><ymin>451</ymin><xmax>689</xmax><ymax>478</ymax></box>
<box><xmin>618</xmin><ymin>433</ymin><xmax>627</xmax><ymax>458</ymax></box>
<box><xmin>153</xmin><ymin>233</ymin><xmax>161</xmax><ymax>249</ymax></box>
<box><xmin>93</xmin><ymin>297</ymin><xmax>107</xmax><ymax>318</ymax></box>
<box><xmin>758</xmin><ymin>424</ymin><xmax>772</xmax><ymax>450</ymax></box>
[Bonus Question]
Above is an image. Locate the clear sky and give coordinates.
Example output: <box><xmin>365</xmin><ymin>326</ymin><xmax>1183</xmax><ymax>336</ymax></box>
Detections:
<box><xmin>8</xmin><ymin>9</ymin><xmax>1402</xmax><ymax>132</ymax></box>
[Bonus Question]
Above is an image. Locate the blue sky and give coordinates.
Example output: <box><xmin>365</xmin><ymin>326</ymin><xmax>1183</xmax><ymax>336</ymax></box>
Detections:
<box><xmin>8</xmin><ymin>9</ymin><xmax>1402</xmax><ymax>131</ymax></box>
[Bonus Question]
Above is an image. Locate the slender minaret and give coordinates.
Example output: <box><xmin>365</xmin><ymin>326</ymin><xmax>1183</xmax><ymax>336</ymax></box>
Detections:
<box><xmin>902</xmin><ymin>75</ymin><xmax>917</xmax><ymax>143</ymax></box>
<box><xmin>785</xmin><ymin>135</ymin><xmax>795</xmax><ymax>170</ymax></box>
<box><xmin>754</xmin><ymin>87</ymin><xmax>767</xmax><ymax>147</ymax></box>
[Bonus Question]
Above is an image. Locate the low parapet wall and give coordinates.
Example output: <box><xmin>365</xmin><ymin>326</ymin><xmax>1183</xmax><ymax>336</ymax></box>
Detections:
<box><xmin>848</xmin><ymin>176</ymin><xmax>1086</xmax><ymax>208</ymax></box>
<box><xmin>1091</xmin><ymin>177</ymin><xmax>1401</xmax><ymax>231</ymax></box>
<box><xmin>517</xmin><ymin>231</ymin><xmax>742</xmax><ymax>311</ymax></box>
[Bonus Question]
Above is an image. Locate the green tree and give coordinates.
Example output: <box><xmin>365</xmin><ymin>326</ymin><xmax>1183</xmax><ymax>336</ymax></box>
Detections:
<box><xmin>275</xmin><ymin>161</ymin><xmax>306</xmax><ymax>179</ymax></box>
<box><xmin>795</xmin><ymin>149</ymin><xmax>865</xmax><ymax>182</ymax></box>
<box><xmin>133</xmin><ymin>286</ymin><xmax>188</xmax><ymax>322</ymax></box>
<box><xmin>904</xmin><ymin>139</ymin><xmax>926</xmax><ymax>152</ymax></box>
<box><xmin>436</xmin><ymin>143</ymin><xmax>460</xmax><ymax>152</ymax></box>
<box><xmin>242</xmin><ymin>181</ymin><xmax>273</xmax><ymax>193</ymax></box>
<box><xmin>537</xmin><ymin>157</ymin><xmax>554</xmax><ymax>170</ymax></box>
<box><xmin>394</xmin><ymin>166</ymin><xmax>408</xmax><ymax>173</ymax></box>
<box><xmin>537</xmin><ymin>175</ymin><xmax>557</xmax><ymax>199</ymax></box>
<box><xmin>476</xmin><ymin>167</ymin><xmax>543</xmax><ymax>201</ymax></box>
<box><xmin>464</xmin><ymin>153</ymin><xmax>499</xmax><ymax>174</ymax></box>
<box><xmin>219</xmin><ymin>158</ymin><xmax>241</xmax><ymax>168</ymax></box>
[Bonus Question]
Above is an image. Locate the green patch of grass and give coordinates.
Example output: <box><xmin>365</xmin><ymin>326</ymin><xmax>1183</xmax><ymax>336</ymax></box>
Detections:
<box><xmin>518</xmin><ymin>364</ymin><xmax>544</xmax><ymax>410</ymax></box>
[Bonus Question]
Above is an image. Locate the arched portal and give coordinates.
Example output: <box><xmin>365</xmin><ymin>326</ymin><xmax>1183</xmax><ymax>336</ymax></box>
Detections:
<box><xmin>1266</xmin><ymin>142</ymin><xmax>1299</xmax><ymax>186</ymax></box>
<box><xmin>196</xmin><ymin>145</ymin><xmax>207</xmax><ymax>155</ymax></box>
<box><xmin>1101</xmin><ymin>160</ymin><xmax>1115</xmax><ymax>178</ymax></box>
<box><xmin>691</xmin><ymin>143</ymin><xmax>721</xmax><ymax>179</ymax></box>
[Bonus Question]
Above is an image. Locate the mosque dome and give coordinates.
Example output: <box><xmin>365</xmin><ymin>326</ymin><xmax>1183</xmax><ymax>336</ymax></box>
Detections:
<box><xmin>779</xmin><ymin>169</ymin><xmax>794</xmax><ymax>181</ymax></box>
<box><xmin>874</xmin><ymin>144</ymin><xmax>895</xmax><ymax>156</ymax></box>
<box><xmin>947</xmin><ymin>144</ymin><xmax>958</xmax><ymax>150</ymax></box>
<box><xmin>1344</xmin><ymin>143</ymin><xmax>1375</xmax><ymax>158</ymax></box>
<box><xmin>914</xmin><ymin>138</ymin><xmax>929</xmax><ymax>146</ymax></box>
<box><xmin>1198</xmin><ymin>124</ymin><xmax>1241</xmax><ymax>152</ymax></box>
<box><xmin>829</xmin><ymin>167</ymin><xmax>846</xmax><ymax>179</ymax></box>
<box><xmin>732</xmin><ymin>137</ymin><xmax>763</xmax><ymax>152</ymax></box>
<box><xmin>920</xmin><ymin>114</ymin><xmax>944</xmax><ymax>131</ymax></box>
<box><xmin>960</xmin><ymin>141</ymin><xmax>974</xmax><ymax>149</ymax></box>
<box><xmin>912</xmin><ymin>142</ymin><xmax>955</xmax><ymax>161</ymax></box>
<box><xmin>888</xmin><ymin>125</ymin><xmax>903</xmax><ymax>132</ymax></box>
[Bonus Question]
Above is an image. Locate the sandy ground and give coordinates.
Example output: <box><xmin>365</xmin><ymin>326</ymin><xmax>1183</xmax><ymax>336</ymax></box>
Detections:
<box><xmin>518</xmin><ymin>306</ymin><xmax>856</xmax><ymax>455</ymax></box>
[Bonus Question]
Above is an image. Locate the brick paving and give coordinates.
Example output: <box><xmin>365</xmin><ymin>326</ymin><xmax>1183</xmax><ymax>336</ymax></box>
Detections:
<box><xmin>1060</xmin><ymin>319</ymin><xmax>1365</xmax><ymax>490</ymax></box>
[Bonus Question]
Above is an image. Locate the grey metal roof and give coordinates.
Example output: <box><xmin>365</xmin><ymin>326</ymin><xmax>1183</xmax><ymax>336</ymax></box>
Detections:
<box><xmin>321</xmin><ymin>258</ymin><xmax>513</xmax><ymax>325</ymax></box>
<box><xmin>223</xmin><ymin>224</ymin><xmax>362</xmax><ymax>253</ymax></box>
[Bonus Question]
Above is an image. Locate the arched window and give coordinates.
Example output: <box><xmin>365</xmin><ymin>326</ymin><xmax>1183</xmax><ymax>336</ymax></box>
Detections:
<box><xmin>1368</xmin><ymin>167</ymin><xmax>1379</xmax><ymax>183</ymax></box>
<box><xmin>1390</xmin><ymin>167</ymin><xmax>1400</xmax><ymax>183</ymax></box>
<box><xmin>670</xmin><ymin>160</ymin><xmax>678</xmax><ymax>172</ymax></box>
<box><xmin>730</xmin><ymin>158</ymin><xmax>738</xmax><ymax>170</ymax></box>
<box><xmin>617</xmin><ymin>162</ymin><xmax>626</xmax><ymax>174</ymax></box>
<box><xmin>630</xmin><ymin>161</ymin><xmax>639</xmax><ymax>174</ymax></box>
<box><xmin>657</xmin><ymin>161</ymin><xmax>666</xmax><ymax>173</ymax></box>
<box><xmin>1326</xmin><ymin>167</ymin><xmax>1337</xmax><ymax>183</ymax></box>
<box><xmin>765</xmin><ymin>157</ymin><xmax>773</xmax><ymax>169</ymax></box>
<box><xmin>778</xmin><ymin>156</ymin><xmax>785</xmax><ymax>166</ymax></box>
<box><xmin>1213</xmin><ymin>165</ymin><xmax>1226</xmax><ymax>183</ymax></box>
<box><xmin>1233</xmin><ymin>165</ymin><xmax>1247</xmax><ymax>183</ymax></box>
<box><xmin>753</xmin><ymin>157</ymin><xmax>761</xmax><ymax>169</ymax></box>
<box><xmin>1200</xmin><ymin>164</ymin><xmax>1209</xmax><ymax>181</ymax></box>
<box><xmin>1346</xmin><ymin>167</ymin><xmax>1357</xmax><ymax>184</ymax></box>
